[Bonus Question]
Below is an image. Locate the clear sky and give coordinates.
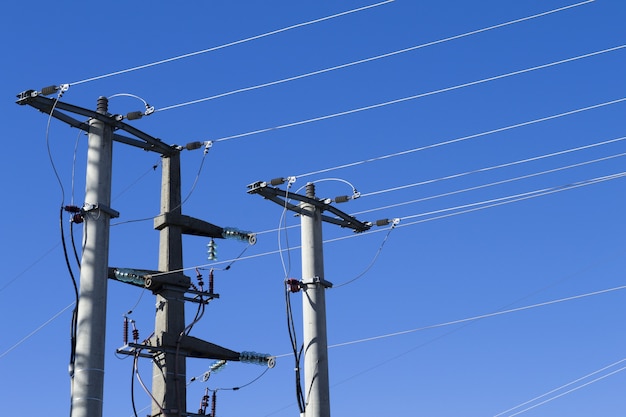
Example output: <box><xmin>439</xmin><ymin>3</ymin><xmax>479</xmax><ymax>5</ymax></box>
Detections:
<box><xmin>1</xmin><ymin>1</ymin><xmax>625</xmax><ymax>416</ymax></box>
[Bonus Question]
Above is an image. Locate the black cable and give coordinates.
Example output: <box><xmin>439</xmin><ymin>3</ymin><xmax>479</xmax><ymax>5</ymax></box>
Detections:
<box><xmin>60</xmin><ymin>207</ymin><xmax>79</xmax><ymax>373</ymax></box>
<box><xmin>69</xmin><ymin>221</ymin><xmax>81</xmax><ymax>269</ymax></box>
<box><xmin>131</xmin><ymin>354</ymin><xmax>139</xmax><ymax>417</ymax></box>
<box><xmin>285</xmin><ymin>285</ymin><xmax>305</xmax><ymax>413</ymax></box>
<box><xmin>60</xmin><ymin>206</ymin><xmax>80</xmax><ymax>417</ymax></box>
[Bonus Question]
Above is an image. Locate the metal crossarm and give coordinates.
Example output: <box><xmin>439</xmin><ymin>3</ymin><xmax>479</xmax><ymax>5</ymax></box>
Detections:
<box><xmin>247</xmin><ymin>181</ymin><xmax>371</xmax><ymax>232</ymax></box>
<box><xmin>16</xmin><ymin>90</ymin><xmax>177</xmax><ymax>156</ymax></box>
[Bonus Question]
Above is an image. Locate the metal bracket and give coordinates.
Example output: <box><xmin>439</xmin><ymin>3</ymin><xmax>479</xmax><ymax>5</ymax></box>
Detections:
<box><xmin>82</xmin><ymin>202</ymin><xmax>120</xmax><ymax>218</ymax></box>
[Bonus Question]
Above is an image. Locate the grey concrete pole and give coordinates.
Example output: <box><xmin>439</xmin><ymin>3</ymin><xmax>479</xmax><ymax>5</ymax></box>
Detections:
<box><xmin>71</xmin><ymin>97</ymin><xmax>113</xmax><ymax>417</ymax></box>
<box><xmin>152</xmin><ymin>152</ymin><xmax>187</xmax><ymax>417</ymax></box>
<box><xmin>300</xmin><ymin>182</ymin><xmax>331</xmax><ymax>417</ymax></box>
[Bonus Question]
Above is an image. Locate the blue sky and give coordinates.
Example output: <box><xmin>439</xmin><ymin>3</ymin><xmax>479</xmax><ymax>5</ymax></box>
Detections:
<box><xmin>1</xmin><ymin>1</ymin><xmax>625</xmax><ymax>416</ymax></box>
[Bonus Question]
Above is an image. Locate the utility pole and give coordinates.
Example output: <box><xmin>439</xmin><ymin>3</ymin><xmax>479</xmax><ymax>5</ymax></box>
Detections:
<box><xmin>300</xmin><ymin>182</ymin><xmax>331</xmax><ymax>417</ymax></box>
<box><xmin>248</xmin><ymin>179</ymin><xmax>372</xmax><ymax>417</ymax></box>
<box><xmin>152</xmin><ymin>151</ymin><xmax>187</xmax><ymax>416</ymax></box>
<box><xmin>18</xmin><ymin>88</ymin><xmax>275</xmax><ymax>417</ymax></box>
<box><xmin>71</xmin><ymin>96</ymin><xmax>116</xmax><ymax>417</ymax></box>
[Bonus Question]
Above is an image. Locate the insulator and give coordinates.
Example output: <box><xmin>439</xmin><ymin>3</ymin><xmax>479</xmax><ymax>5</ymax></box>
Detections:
<box><xmin>239</xmin><ymin>351</ymin><xmax>271</xmax><ymax>366</ymax></box>
<box><xmin>71</xmin><ymin>213</ymin><xmax>84</xmax><ymax>224</ymax></box>
<box><xmin>126</xmin><ymin>111</ymin><xmax>143</xmax><ymax>120</ymax></box>
<box><xmin>199</xmin><ymin>388</ymin><xmax>210</xmax><ymax>415</ymax></box>
<box><xmin>41</xmin><ymin>85</ymin><xmax>58</xmax><ymax>96</ymax></box>
<box><xmin>222</xmin><ymin>227</ymin><xmax>252</xmax><ymax>242</ymax></box>
<box><xmin>270</xmin><ymin>177</ymin><xmax>286</xmax><ymax>186</ymax></box>
<box><xmin>185</xmin><ymin>141</ymin><xmax>203</xmax><ymax>150</ymax></box>
<box><xmin>211</xmin><ymin>391</ymin><xmax>217</xmax><ymax>417</ymax></box>
<box><xmin>334</xmin><ymin>195</ymin><xmax>350</xmax><ymax>203</ymax></box>
<box><xmin>132</xmin><ymin>328</ymin><xmax>139</xmax><ymax>342</ymax></box>
<box><xmin>64</xmin><ymin>205</ymin><xmax>81</xmax><ymax>213</ymax></box>
<box><xmin>375</xmin><ymin>219</ymin><xmax>391</xmax><ymax>227</ymax></box>
<box><xmin>286</xmin><ymin>278</ymin><xmax>301</xmax><ymax>293</ymax></box>
<box><xmin>209</xmin><ymin>359</ymin><xmax>227</xmax><ymax>373</ymax></box>
<box><xmin>209</xmin><ymin>270</ymin><xmax>214</xmax><ymax>294</ymax></box>
<box><xmin>123</xmin><ymin>317</ymin><xmax>129</xmax><ymax>345</ymax></box>
<box><xmin>207</xmin><ymin>239</ymin><xmax>217</xmax><ymax>261</ymax></box>
<box><xmin>113</xmin><ymin>268</ymin><xmax>147</xmax><ymax>286</ymax></box>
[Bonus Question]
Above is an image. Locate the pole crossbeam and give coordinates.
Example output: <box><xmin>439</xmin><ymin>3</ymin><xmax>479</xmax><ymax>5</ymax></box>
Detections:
<box><xmin>247</xmin><ymin>181</ymin><xmax>371</xmax><ymax>232</ymax></box>
<box><xmin>16</xmin><ymin>90</ymin><xmax>177</xmax><ymax>155</ymax></box>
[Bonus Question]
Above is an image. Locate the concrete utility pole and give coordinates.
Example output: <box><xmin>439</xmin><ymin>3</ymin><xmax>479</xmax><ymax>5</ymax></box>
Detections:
<box><xmin>300</xmin><ymin>182</ymin><xmax>331</xmax><ymax>417</ymax></box>
<box><xmin>71</xmin><ymin>97</ymin><xmax>115</xmax><ymax>417</ymax></box>
<box><xmin>18</xmin><ymin>89</ymin><xmax>275</xmax><ymax>417</ymax></box>
<box><xmin>152</xmin><ymin>152</ymin><xmax>187</xmax><ymax>416</ymax></box>
<box><xmin>248</xmin><ymin>179</ymin><xmax>372</xmax><ymax>417</ymax></box>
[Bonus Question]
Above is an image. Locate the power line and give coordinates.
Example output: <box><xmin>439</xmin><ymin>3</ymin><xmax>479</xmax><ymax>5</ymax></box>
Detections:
<box><xmin>270</xmin><ymin>284</ymin><xmax>626</xmax><ymax>357</ymax></box>
<box><xmin>294</xmin><ymin>98</ymin><xmax>626</xmax><ymax>178</ymax></box>
<box><xmin>500</xmin><ymin>364</ymin><xmax>626</xmax><ymax>417</ymax></box>
<box><xmin>494</xmin><ymin>357</ymin><xmax>626</xmax><ymax>417</ymax></box>
<box><xmin>68</xmin><ymin>1</ymin><xmax>394</xmax><ymax>86</ymax></box>
<box><xmin>354</xmin><ymin>151</ymin><xmax>626</xmax><ymax>216</ymax></box>
<box><xmin>359</xmin><ymin>136</ymin><xmax>626</xmax><ymax>198</ymax></box>
<box><xmin>156</xmin><ymin>0</ymin><xmax>594</xmax><ymax>113</ymax></box>
<box><xmin>211</xmin><ymin>45</ymin><xmax>625</xmax><ymax>144</ymax></box>
<box><xmin>0</xmin><ymin>301</ymin><xmax>75</xmax><ymax>359</ymax></box>
<box><xmin>148</xmin><ymin>170</ymin><xmax>626</xmax><ymax>276</ymax></box>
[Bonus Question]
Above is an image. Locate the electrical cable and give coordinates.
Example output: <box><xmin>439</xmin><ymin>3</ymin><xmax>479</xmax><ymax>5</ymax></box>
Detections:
<box><xmin>354</xmin><ymin>151</ymin><xmax>626</xmax><ymax>216</ymax></box>
<box><xmin>358</xmin><ymin>136</ymin><xmax>626</xmax><ymax>199</ymax></box>
<box><xmin>156</xmin><ymin>0</ymin><xmax>593</xmax><ymax>113</ymax></box>
<box><xmin>111</xmin><ymin>148</ymin><xmax>207</xmax><ymax>228</ymax></box>
<box><xmin>68</xmin><ymin>1</ymin><xmax>394</xmax><ymax>86</ymax></box>
<box><xmin>294</xmin><ymin>97</ymin><xmax>626</xmax><ymax>179</ymax></box>
<box><xmin>0</xmin><ymin>301</ymin><xmax>75</xmax><ymax>359</ymax></box>
<box><xmin>494</xmin><ymin>357</ymin><xmax>626</xmax><ymax>417</ymax></box>
<box><xmin>497</xmin><ymin>364</ymin><xmax>626</xmax><ymax>417</ymax></box>
<box><xmin>0</xmin><ymin>243</ymin><xmax>60</xmax><ymax>293</ymax></box>
<box><xmin>275</xmin><ymin>180</ymin><xmax>306</xmax><ymax>414</ymax></box>
<box><xmin>131</xmin><ymin>354</ymin><xmax>140</xmax><ymax>417</ymax></box>
<box><xmin>332</xmin><ymin>222</ymin><xmax>396</xmax><ymax>288</ymax></box>
<box><xmin>211</xmin><ymin>45</ymin><xmax>626</xmax><ymax>144</ymax></box>
<box><xmin>143</xmin><ymin>167</ymin><xmax>626</xmax><ymax>277</ymax></box>
<box><xmin>270</xmin><ymin>283</ymin><xmax>626</xmax><ymax>359</ymax></box>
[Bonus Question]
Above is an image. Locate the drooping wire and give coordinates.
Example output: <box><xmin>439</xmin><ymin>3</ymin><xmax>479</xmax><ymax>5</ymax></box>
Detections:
<box><xmin>111</xmin><ymin>146</ymin><xmax>207</xmax><ymax>227</ymax></box>
<box><xmin>276</xmin><ymin>180</ymin><xmax>307</xmax><ymax>414</ymax></box>
<box><xmin>212</xmin><ymin>46</ymin><xmax>626</xmax><ymax>144</ymax></box>
<box><xmin>156</xmin><ymin>0</ymin><xmax>593</xmax><ymax>113</ymax></box>
<box><xmin>332</xmin><ymin>221</ymin><xmax>397</xmax><ymax>288</ymax></box>
<box><xmin>68</xmin><ymin>1</ymin><xmax>394</xmax><ymax>86</ymax></box>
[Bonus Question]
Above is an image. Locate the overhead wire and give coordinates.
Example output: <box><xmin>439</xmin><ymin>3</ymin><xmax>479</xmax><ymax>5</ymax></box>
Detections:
<box><xmin>211</xmin><ymin>45</ymin><xmax>626</xmax><ymax>144</ymax></box>
<box><xmin>0</xmin><ymin>301</ymin><xmax>75</xmax><ymax>359</ymax></box>
<box><xmin>295</xmin><ymin>97</ymin><xmax>626</xmax><ymax>178</ymax></box>
<box><xmin>271</xmin><ymin>284</ymin><xmax>626</xmax><ymax>358</ymax></box>
<box><xmin>143</xmin><ymin>169</ymin><xmax>626</xmax><ymax>278</ymax></box>
<box><xmin>494</xmin><ymin>357</ymin><xmax>626</xmax><ymax>417</ymax></box>
<box><xmin>354</xmin><ymin>151</ymin><xmax>626</xmax><ymax>216</ymax></box>
<box><xmin>496</xmin><ymin>362</ymin><xmax>626</xmax><ymax>416</ymax></box>
<box><xmin>156</xmin><ymin>0</ymin><xmax>594</xmax><ymax>113</ymax></box>
<box><xmin>358</xmin><ymin>135</ymin><xmax>626</xmax><ymax>199</ymax></box>
<box><xmin>68</xmin><ymin>1</ymin><xmax>395</xmax><ymax>86</ymax></box>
